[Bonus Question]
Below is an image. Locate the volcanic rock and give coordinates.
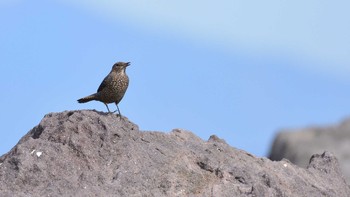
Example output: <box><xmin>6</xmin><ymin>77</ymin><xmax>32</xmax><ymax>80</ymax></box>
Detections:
<box><xmin>269</xmin><ymin>118</ymin><xmax>350</xmax><ymax>183</ymax></box>
<box><xmin>0</xmin><ymin>110</ymin><xmax>349</xmax><ymax>196</ymax></box>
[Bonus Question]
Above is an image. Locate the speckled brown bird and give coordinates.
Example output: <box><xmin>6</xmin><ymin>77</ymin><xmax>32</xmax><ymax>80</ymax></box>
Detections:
<box><xmin>77</xmin><ymin>62</ymin><xmax>130</xmax><ymax>116</ymax></box>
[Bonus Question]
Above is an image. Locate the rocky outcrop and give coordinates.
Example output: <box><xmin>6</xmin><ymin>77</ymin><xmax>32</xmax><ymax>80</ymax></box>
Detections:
<box><xmin>0</xmin><ymin>110</ymin><xmax>349</xmax><ymax>196</ymax></box>
<box><xmin>269</xmin><ymin>118</ymin><xmax>350</xmax><ymax>183</ymax></box>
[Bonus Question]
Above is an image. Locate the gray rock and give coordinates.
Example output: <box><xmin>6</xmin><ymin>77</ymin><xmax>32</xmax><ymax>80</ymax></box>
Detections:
<box><xmin>1</xmin><ymin>110</ymin><xmax>349</xmax><ymax>196</ymax></box>
<box><xmin>269</xmin><ymin>119</ymin><xmax>350</xmax><ymax>183</ymax></box>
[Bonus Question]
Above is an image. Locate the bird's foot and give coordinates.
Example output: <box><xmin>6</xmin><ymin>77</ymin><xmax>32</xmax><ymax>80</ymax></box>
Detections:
<box><xmin>113</xmin><ymin>111</ymin><xmax>123</xmax><ymax>120</ymax></box>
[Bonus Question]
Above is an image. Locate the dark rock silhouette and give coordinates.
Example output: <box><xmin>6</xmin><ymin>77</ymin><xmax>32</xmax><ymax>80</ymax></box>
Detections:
<box><xmin>1</xmin><ymin>110</ymin><xmax>349</xmax><ymax>196</ymax></box>
<box><xmin>269</xmin><ymin>118</ymin><xmax>350</xmax><ymax>183</ymax></box>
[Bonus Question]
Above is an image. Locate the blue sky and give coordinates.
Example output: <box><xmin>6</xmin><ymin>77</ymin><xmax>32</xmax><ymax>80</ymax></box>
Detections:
<box><xmin>1</xmin><ymin>1</ymin><xmax>350</xmax><ymax>157</ymax></box>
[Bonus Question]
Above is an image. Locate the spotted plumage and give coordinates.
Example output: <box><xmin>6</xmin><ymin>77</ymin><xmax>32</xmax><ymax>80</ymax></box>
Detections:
<box><xmin>77</xmin><ymin>62</ymin><xmax>130</xmax><ymax>116</ymax></box>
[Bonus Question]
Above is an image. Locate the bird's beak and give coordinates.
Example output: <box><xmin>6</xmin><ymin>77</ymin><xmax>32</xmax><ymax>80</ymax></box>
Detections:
<box><xmin>126</xmin><ymin>62</ymin><xmax>131</xmax><ymax>66</ymax></box>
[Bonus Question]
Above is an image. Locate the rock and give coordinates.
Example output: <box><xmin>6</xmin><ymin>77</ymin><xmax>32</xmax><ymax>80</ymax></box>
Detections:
<box><xmin>269</xmin><ymin>118</ymin><xmax>350</xmax><ymax>183</ymax></box>
<box><xmin>0</xmin><ymin>110</ymin><xmax>349</xmax><ymax>196</ymax></box>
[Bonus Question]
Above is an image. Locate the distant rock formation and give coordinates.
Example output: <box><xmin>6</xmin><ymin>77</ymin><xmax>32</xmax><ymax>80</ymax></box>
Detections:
<box><xmin>269</xmin><ymin>118</ymin><xmax>350</xmax><ymax>183</ymax></box>
<box><xmin>1</xmin><ymin>110</ymin><xmax>349</xmax><ymax>196</ymax></box>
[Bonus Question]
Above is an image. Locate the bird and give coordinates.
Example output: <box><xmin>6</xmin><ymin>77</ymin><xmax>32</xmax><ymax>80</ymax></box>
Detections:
<box><xmin>77</xmin><ymin>61</ymin><xmax>130</xmax><ymax>116</ymax></box>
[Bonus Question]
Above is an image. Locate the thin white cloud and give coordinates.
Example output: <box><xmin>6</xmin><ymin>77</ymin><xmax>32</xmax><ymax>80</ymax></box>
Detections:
<box><xmin>61</xmin><ymin>0</ymin><xmax>350</xmax><ymax>76</ymax></box>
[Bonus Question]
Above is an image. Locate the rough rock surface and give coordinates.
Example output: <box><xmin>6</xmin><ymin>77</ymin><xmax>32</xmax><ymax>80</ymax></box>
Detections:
<box><xmin>269</xmin><ymin>118</ymin><xmax>350</xmax><ymax>183</ymax></box>
<box><xmin>0</xmin><ymin>110</ymin><xmax>349</xmax><ymax>196</ymax></box>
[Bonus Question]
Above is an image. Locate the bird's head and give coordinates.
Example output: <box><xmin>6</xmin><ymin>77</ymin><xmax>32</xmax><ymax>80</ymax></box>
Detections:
<box><xmin>112</xmin><ymin>62</ymin><xmax>130</xmax><ymax>72</ymax></box>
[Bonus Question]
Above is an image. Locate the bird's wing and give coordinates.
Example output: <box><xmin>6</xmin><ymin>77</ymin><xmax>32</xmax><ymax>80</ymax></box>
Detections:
<box><xmin>97</xmin><ymin>75</ymin><xmax>109</xmax><ymax>92</ymax></box>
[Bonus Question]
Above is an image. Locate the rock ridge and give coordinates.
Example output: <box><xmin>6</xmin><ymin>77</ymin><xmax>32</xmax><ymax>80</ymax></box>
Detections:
<box><xmin>0</xmin><ymin>110</ymin><xmax>349</xmax><ymax>196</ymax></box>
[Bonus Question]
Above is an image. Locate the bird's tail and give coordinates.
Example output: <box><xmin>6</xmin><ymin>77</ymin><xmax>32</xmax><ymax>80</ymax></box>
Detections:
<box><xmin>77</xmin><ymin>94</ymin><xmax>97</xmax><ymax>103</ymax></box>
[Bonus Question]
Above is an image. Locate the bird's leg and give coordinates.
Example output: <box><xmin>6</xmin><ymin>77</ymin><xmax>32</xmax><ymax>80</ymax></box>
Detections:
<box><xmin>113</xmin><ymin>104</ymin><xmax>122</xmax><ymax>117</ymax></box>
<box><xmin>104</xmin><ymin>103</ymin><xmax>111</xmax><ymax>113</ymax></box>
